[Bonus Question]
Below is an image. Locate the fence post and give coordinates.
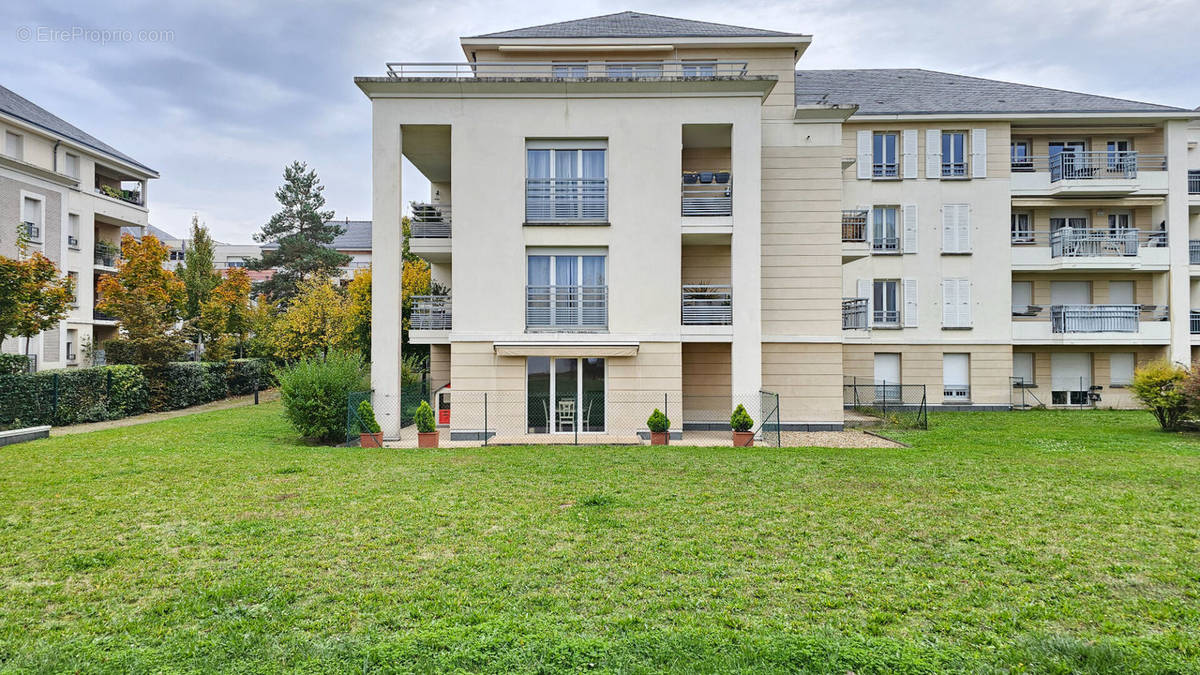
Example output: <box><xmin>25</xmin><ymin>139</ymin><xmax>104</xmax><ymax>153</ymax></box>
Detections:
<box><xmin>483</xmin><ymin>392</ymin><xmax>488</xmax><ymax>447</ymax></box>
<box><xmin>775</xmin><ymin>392</ymin><xmax>781</xmax><ymax>447</ymax></box>
<box><xmin>664</xmin><ymin>392</ymin><xmax>668</xmax><ymax>441</ymax></box>
<box><xmin>254</xmin><ymin>370</ymin><xmax>260</xmax><ymax>405</ymax></box>
<box><xmin>106</xmin><ymin>369</ymin><xmax>112</xmax><ymax>401</ymax></box>
<box><xmin>574</xmin><ymin>395</ymin><xmax>579</xmax><ymax>446</ymax></box>
<box><xmin>52</xmin><ymin>373</ymin><xmax>60</xmax><ymax>425</ymax></box>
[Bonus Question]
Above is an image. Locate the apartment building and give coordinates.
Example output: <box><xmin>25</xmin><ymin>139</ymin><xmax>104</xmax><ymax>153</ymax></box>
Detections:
<box><xmin>259</xmin><ymin>218</ymin><xmax>372</xmax><ymax>281</ymax></box>
<box><xmin>358</xmin><ymin>12</ymin><xmax>1197</xmax><ymax>439</ymax></box>
<box><xmin>0</xmin><ymin>85</ymin><xmax>156</xmax><ymax>371</ymax></box>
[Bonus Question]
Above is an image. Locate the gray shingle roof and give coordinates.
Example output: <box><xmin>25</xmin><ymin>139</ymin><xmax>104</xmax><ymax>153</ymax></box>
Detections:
<box><xmin>795</xmin><ymin>69</ymin><xmax>1188</xmax><ymax>115</ymax></box>
<box><xmin>0</xmin><ymin>85</ymin><xmax>156</xmax><ymax>174</ymax></box>
<box><xmin>260</xmin><ymin>220</ymin><xmax>371</xmax><ymax>251</ymax></box>
<box><xmin>470</xmin><ymin>11</ymin><xmax>804</xmax><ymax>39</ymax></box>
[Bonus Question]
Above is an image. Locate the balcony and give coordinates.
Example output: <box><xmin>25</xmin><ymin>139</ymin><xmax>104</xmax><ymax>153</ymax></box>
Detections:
<box><xmin>94</xmin><ymin>250</ymin><xmax>119</xmax><ymax>269</ymax></box>
<box><xmin>842</xmin><ymin>297</ymin><xmax>868</xmax><ymax>330</ymax></box>
<box><xmin>681</xmin><ymin>172</ymin><xmax>731</xmax><ymax>217</ymax></box>
<box><xmin>525</xmin><ymin>178</ymin><xmax>607</xmax><ymax>223</ymax></box>
<box><xmin>1191</xmin><ymin>240</ymin><xmax>1200</xmax><ymax>265</ymax></box>
<box><xmin>1010</xmin><ymin>151</ymin><xmax>1167</xmax><ymax>196</ymax></box>
<box><xmin>1192</xmin><ymin>310</ymin><xmax>1199</xmax><ymax>335</ymax></box>
<box><xmin>92</xmin><ymin>309</ymin><xmax>117</xmax><ymax>324</ymax></box>
<box><xmin>681</xmin><ymin>285</ymin><xmax>732</xmax><ymax>325</ymax></box>
<box><xmin>1013</xmin><ymin>304</ymin><xmax>1170</xmax><ymax>344</ymax></box>
<box><xmin>411</xmin><ymin>295</ymin><xmax>451</xmax><ymax>331</ymax></box>
<box><xmin>92</xmin><ymin>171</ymin><xmax>149</xmax><ymax>226</ymax></box>
<box><xmin>410</xmin><ymin>203</ymin><xmax>451</xmax><ymax>238</ymax></box>
<box><xmin>1012</xmin><ymin>228</ymin><xmax>1169</xmax><ymax>271</ymax></box>
<box><xmin>1189</xmin><ymin>170</ymin><xmax>1200</xmax><ymax>195</ymax></box>
<box><xmin>526</xmin><ymin>285</ymin><xmax>607</xmax><ymax>331</ymax></box>
<box><xmin>1051</xmin><ymin>304</ymin><xmax>1140</xmax><ymax>333</ymax></box>
<box><xmin>386</xmin><ymin>60</ymin><xmax>751</xmax><ymax>80</ymax></box>
<box><xmin>841</xmin><ymin>210</ymin><xmax>869</xmax><ymax>262</ymax></box>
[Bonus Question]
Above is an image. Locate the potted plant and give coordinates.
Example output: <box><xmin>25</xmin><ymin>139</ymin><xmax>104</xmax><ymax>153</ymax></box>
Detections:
<box><xmin>414</xmin><ymin>400</ymin><xmax>438</xmax><ymax>448</ymax></box>
<box><xmin>646</xmin><ymin>408</ymin><xmax>670</xmax><ymax>445</ymax></box>
<box><xmin>731</xmin><ymin>404</ymin><xmax>754</xmax><ymax>447</ymax></box>
<box><xmin>357</xmin><ymin>400</ymin><xmax>383</xmax><ymax>448</ymax></box>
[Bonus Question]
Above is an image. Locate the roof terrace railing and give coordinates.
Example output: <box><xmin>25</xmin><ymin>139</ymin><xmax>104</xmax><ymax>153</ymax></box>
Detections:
<box><xmin>385</xmin><ymin>61</ymin><xmax>751</xmax><ymax>79</ymax></box>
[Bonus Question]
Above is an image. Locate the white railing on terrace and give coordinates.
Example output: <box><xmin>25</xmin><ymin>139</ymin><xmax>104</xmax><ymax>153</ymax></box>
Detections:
<box><xmin>411</xmin><ymin>295</ymin><xmax>451</xmax><ymax>330</ymax></box>
<box><xmin>385</xmin><ymin>61</ymin><xmax>751</xmax><ymax>79</ymax></box>
<box><xmin>681</xmin><ymin>285</ymin><xmax>732</xmax><ymax>325</ymax></box>
<box><xmin>1190</xmin><ymin>240</ymin><xmax>1200</xmax><ymax>264</ymax></box>
<box><xmin>526</xmin><ymin>285</ymin><xmax>607</xmax><ymax>331</ymax></box>
<box><xmin>1010</xmin><ymin>151</ymin><xmax>1165</xmax><ymax>181</ymax></box>
<box><xmin>1050</xmin><ymin>304</ymin><xmax>1140</xmax><ymax>333</ymax></box>
<box><xmin>842</xmin><ymin>297</ymin><xmax>868</xmax><ymax>330</ymax></box>
<box><xmin>410</xmin><ymin>202</ymin><xmax>451</xmax><ymax>238</ymax></box>
<box><xmin>1189</xmin><ymin>170</ymin><xmax>1200</xmax><ymax>194</ymax></box>
<box><xmin>681</xmin><ymin>172</ymin><xmax>731</xmax><ymax>216</ymax></box>
<box><xmin>1039</xmin><ymin>227</ymin><xmax>1168</xmax><ymax>257</ymax></box>
<box><xmin>525</xmin><ymin>178</ymin><xmax>607</xmax><ymax>222</ymax></box>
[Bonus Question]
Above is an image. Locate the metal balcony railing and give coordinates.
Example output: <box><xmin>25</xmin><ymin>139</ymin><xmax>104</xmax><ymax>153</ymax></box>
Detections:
<box><xmin>1050</xmin><ymin>304</ymin><xmax>1140</xmax><ymax>333</ymax></box>
<box><xmin>872</xmin><ymin>162</ymin><xmax>898</xmax><ymax>178</ymax></box>
<box><xmin>526</xmin><ymin>285</ymin><xmax>607</xmax><ymax>331</ymax></box>
<box><xmin>94</xmin><ymin>251</ymin><xmax>118</xmax><ymax>267</ymax></box>
<box><xmin>410</xmin><ymin>202</ymin><xmax>451</xmax><ymax>238</ymax></box>
<box><xmin>385</xmin><ymin>60</ymin><xmax>751</xmax><ymax>79</ymax></box>
<box><xmin>1191</xmin><ymin>310</ymin><xmax>1200</xmax><ymax>335</ymax></box>
<box><xmin>842</xmin><ymin>297</ymin><xmax>868</xmax><ymax>330</ymax></box>
<box><xmin>842</xmin><ymin>210</ymin><xmax>867</xmax><ymax>242</ymax></box>
<box><xmin>1191</xmin><ymin>240</ymin><xmax>1200</xmax><ymax>265</ymax></box>
<box><xmin>681</xmin><ymin>172</ymin><xmax>731</xmax><ymax>216</ymax></box>
<box><xmin>872</xmin><ymin>236</ymin><xmax>899</xmax><ymax>253</ymax></box>
<box><xmin>67</xmin><ymin>235</ymin><xmax>79</xmax><ymax>248</ymax></box>
<box><xmin>411</xmin><ymin>295</ymin><xmax>451</xmax><ymax>330</ymax></box>
<box><xmin>525</xmin><ymin>178</ymin><xmax>608</xmax><ymax>222</ymax></box>
<box><xmin>873</xmin><ymin>309</ymin><xmax>900</xmax><ymax>326</ymax></box>
<box><xmin>93</xmin><ymin>309</ymin><xmax>117</xmax><ymax>322</ymax></box>
<box><xmin>1022</xmin><ymin>151</ymin><xmax>1166</xmax><ymax>182</ymax></box>
<box><xmin>1048</xmin><ymin>227</ymin><xmax>1167</xmax><ymax>258</ymax></box>
<box><xmin>1189</xmin><ymin>170</ymin><xmax>1200</xmax><ymax>194</ymax></box>
<box><xmin>96</xmin><ymin>183</ymin><xmax>143</xmax><ymax>205</ymax></box>
<box><xmin>681</xmin><ymin>285</ymin><xmax>732</xmax><ymax>325</ymax></box>
<box><xmin>21</xmin><ymin>221</ymin><xmax>40</xmax><ymax>242</ymax></box>
<box><xmin>943</xmin><ymin>385</ymin><xmax>970</xmax><ymax>401</ymax></box>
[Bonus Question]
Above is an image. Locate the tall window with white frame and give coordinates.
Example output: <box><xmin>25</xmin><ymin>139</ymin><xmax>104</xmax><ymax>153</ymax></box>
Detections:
<box><xmin>1010</xmin><ymin>140</ymin><xmax>1032</xmax><ymax>171</ymax></box>
<box><xmin>941</xmin><ymin>131</ymin><xmax>967</xmax><ymax>177</ymax></box>
<box><xmin>872</xmin><ymin>279</ymin><xmax>899</xmax><ymax>327</ymax></box>
<box><xmin>526</xmin><ymin>252</ymin><xmax>607</xmax><ymax>331</ymax></box>
<box><xmin>525</xmin><ymin>143</ymin><xmax>607</xmax><ymax>222</ymax></box>
<box><xmin>22</xmin><ymin>196</ymin><xmax>42</xmax><ymax>244</ymax></box>
<box><xmin>872</xmin><ymin>132</ymin><xmax>898</xmax><ymax>178</ymax></box>
<box><xmin>872</xmin><ymin>206</ymin><xmax>899</xmax><ymax>252</ymax></box>
<box><xmin>1011</xmin><ymin>212</ymin><xmax>1033</xmax><ymax>244</ymax></box>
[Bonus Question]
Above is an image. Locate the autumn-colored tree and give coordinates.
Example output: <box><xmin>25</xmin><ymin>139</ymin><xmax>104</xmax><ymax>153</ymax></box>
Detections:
<box><xmin>96</xmin><ymin>234</ymin><xmax>186</xmax><ymax>340</ymax></box>
<box><xmin>245</xmin><ymin>294</ymin><xmax>278</xmax><ymax>359</ymax></box>
<box><xmin>0</xmin><ymin>251</ymin><xmax>74</xmax><ymax>355</ymax></box>
<box><xmin>196</xmin><ymin>267</ymin><xmax>253</xmax><ymax>361</ymax></box>
<box><xmin>269</xmin><ymin>277</ymin><xmax>352</xmax><ymax>361</ymax></box>
<box><xmin>345</xmin><ymin>268</ymin><xmax>371</xmax><ymax>360</ymax></box>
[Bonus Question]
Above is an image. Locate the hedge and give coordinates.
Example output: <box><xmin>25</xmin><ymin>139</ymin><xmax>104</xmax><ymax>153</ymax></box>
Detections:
<box><xmin>0</xmin><ymin>353</ymin><xmax>31</xmax><ymax>375</ymax></box>
<box><xmin>0</xmin><ymin>358</ymin><xmax>271</xmax><ymax>429</ymax></box>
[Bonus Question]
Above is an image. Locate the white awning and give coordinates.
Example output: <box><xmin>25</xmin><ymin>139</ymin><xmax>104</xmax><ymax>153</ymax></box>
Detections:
<box><xmin>492</xmin><ymin>342</ymin><xmax>638</xmax><ymax>357</ymax></box>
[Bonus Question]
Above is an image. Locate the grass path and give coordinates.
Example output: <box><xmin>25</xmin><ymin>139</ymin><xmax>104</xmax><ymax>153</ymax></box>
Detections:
<box><xmin>1</xmin><ymin>403</ymin><xmax>1198</xmax><ymax>673</ymax></box>
<box><xmin>48</xmin><ymin>389</ymin><xmax>280</xmax><ymax>436</ymax></box>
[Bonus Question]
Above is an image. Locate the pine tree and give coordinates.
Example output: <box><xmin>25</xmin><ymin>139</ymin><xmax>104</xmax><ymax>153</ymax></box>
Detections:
<box><xmin>249</xmin><ymin>161</ymin><xmax>349</xmax><ymax>301</ymax></box>
<box><xmin>178</xmin><ymin>214</ymin><xmax>220</xmax><ymax>320</ymax></box>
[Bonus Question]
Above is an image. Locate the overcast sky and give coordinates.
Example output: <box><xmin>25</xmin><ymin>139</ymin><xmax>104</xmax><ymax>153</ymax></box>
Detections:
<box><xmin>3</xmin><ymin>0</ymin><xmax>1198</xmax><ymax>243</ymax></box>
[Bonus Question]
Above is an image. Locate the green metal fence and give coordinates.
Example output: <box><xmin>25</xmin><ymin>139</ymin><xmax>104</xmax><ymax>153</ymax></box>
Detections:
<box><xmin>345</xmin><ymin>390</ymin><xmax>373</xmax><ymax>443</ymax></box>
<box><xmin>756</xmin><ymin>390</ymin><xmax>781</xmax><ymax>447</ymax></box>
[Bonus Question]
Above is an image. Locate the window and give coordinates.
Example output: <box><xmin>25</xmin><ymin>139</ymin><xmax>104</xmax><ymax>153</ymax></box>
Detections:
<box><xmin>1010</xmin><ymin>140</ymin><xmax>1032</xmax><ymax>170</ymax></box>
<box><xmin>527</xmin><ymin>356</ymin><xmax>605</xmax><ymax>433</ymax></box>
<box><xmin>66</xmin><ymin>329</ymin><xmax>77</xmax><ymax>362</ymax></box>
<box><xmin>1107</xmin><ymin>212</ymin><xmax>1131</xmax><ymax>234</ymax></box>
<box><xmin>681</xmin><ymin>61</ymin><xmax>717</xmax><ymax>77</ymax></box>
<box><xmin>872</xmin><ymin>280</ymin><xmax>899</xmax><ymax>326</ymax></box>
<box><xmin>5</xmin><ymin>131</ymin><xmax>23</xmax><ymax>160</ymax></box>
<box><xmin>226</xmin><ymin>259</ymin><xmax>247</xmax><ymax>268</ymax></box>
<box><xmin>871</xmin><ymin>206</ymin><xmax>898</xmax><ymax>252</ymax></box>
<box><xmin>527</xmin><ymin>253</ymin><xmax>607</xmax><ymax>329</ymax></box>
<box><xmin>1109</xmin><ymin>280</ymin><xmax>1135</xmax><ymax>305</ymax></box>
<box><xmin>605</xmin><ymin>62</ymin><xmax>661</xmax><ymax>78</ymax></box>
<box><xmin>22</xmin><ymin>196</ymin><xmax>42</xmax><ymax>242</ymax></box>
<box><xmin>169</xmin><ymin>249</ymin><xmax>185</xmax><ymax>261</ymax></box>
<box><xmin>525</xmin><ymin>144</ymin><xmax>608</xmax><ymax>221</ymax></box>
<box><xmin>552</xmin><ymin>62</ymin><xmax>587</xmax><ymax>78</ymax></box>
<box><xmin>64</xmin><ymin>152</ymin><xmax>80</xmax><ymax>178</ymax></box>
<box><xmin>1106</xmin><ymin>140</ymin><xmax>1132</xmax><ymax>173</ymax></box>
<box><xmin>1050</xmin><ymin>216</ymin><xmax>1088</xmax><ymax>231</ymax></box>
<box><xmin>67</xmin><ymin>271</ymin><xmax>79</xmax><ymax>306</ymax></box>
<box><xmin>1051</xmin><ymin>352</ymin><xmax>1092</xmax><ymax>405</ymax></box>
<box><xmin>872</xmin><ymin>132</ymin><xmax>898</xmax><ymax>178</ymax></box>
<box><xmin>943</xmin><ymin>354</ymin><xmax>970</xmax><ymax>401</ymax></box>
<box><xmin>1110</xmin><ymin>352</ymin><xmax>1135</xmax><ymax>387</ymax></box>
<box><xmin>942</xmin><ymin>278</ymin><xmax>971</xmax><ymax>328</ymax></box>
<box><xmin>873</xmin><ymin>353</ymin><xmax>901</xmax><ymax>402</ymax></box>
<box><xmin>941</xmin><ymin>131</ymin><xmax>967</xmax><ymax>177</ymax></box>
<box><xmin>941</xmin><ymin>204</ymin><xmax>971</xmax><ymax>253</ymax></box>
<box><xmin>1011</xmin><ymin>213</ymin><xmax>1033</xmax><ymax>244</ymax></box>
<box><xmin>1012</xmin><ymin>281</ymin><xmax>1033</xmax><ymax>315</ymax></box>
<box><xmin>68</xmin><ymin>213</ymin><xmax>80</xmax><ymax>248</ymax></box>
<box><xmin>1013</xmin><ymin>352</ymin><xmax>1035</xmax><ymax>387</ymax></box>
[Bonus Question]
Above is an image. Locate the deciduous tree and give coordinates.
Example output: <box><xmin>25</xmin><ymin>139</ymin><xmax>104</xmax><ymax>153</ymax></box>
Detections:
<box><xmin>269</xmin><ymin>278</ymin><xmax>352</xmax><ymax>361</ymax></box>
<box><xmin>0</xmin><ymin>250</ymin><xmax>74</xmax><ymax>355</ymax></box>
<box><xmin>345</xmin><ymin>267</ymin><xmax>371</xmax><ymax>360</ymax></box>
<box><xmin>178</xmin><ymin>214</ymin><xmax>220</xmax><ymax>320</ymax></box>
<box><xmin>96</xmin><ymin>234</ymin><xmax>185</xmax><ymax>340</ymax></box>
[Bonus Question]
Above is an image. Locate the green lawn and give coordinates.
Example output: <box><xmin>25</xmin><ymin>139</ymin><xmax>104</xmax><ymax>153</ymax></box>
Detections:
<box><xmin>1</xmin><ymin>404</ymin><xmax>1198</xmax><ymax>673</ymax></box>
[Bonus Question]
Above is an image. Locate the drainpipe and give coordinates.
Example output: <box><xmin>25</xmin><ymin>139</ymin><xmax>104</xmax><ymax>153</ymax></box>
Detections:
<box><xmin>52</xmin><ymin>140</ymin><xmax>60</xmax><ymax>172</ymax></box>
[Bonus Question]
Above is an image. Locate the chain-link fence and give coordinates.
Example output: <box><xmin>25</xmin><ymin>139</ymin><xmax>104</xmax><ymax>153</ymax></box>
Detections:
<box><xmin>1010</xmin><ymin>376</ymin><xmax>1045</xmax><ymax>410</ymax></box>
<box><xmin>843</xmin><ymin>377</ymin><xmax>928</xmax><ymax>430</ymax></box>
<box><xmin>346</xmin><ymin>390</ymin><xmax>373</xmax><ymax>443</ymax></box>
<box><xmin>756</xmin><ymin>390</ymin><xmax>781</xmax><ymax>447</ymax></box>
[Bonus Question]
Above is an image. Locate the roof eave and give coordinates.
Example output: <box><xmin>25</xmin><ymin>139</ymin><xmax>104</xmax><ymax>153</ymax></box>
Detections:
<box><xmin>843</xmin><ymin>110</ymin><xmax>1198</xmax><ymax>123</ymax></box>
<box><xmin>459</xmin><ymin>35</ymin><xmax>811</xmax><ymax>59</ymax></box>
<box><xmin>0</xmin><ymin>109</ymin><xmax>158</xmax><ymax>179</ymax></box>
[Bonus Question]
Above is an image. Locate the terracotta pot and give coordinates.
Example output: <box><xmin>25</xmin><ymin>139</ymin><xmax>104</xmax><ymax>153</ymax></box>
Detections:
<box><xmin>418</xmin><ymin>431</ymin><xmax>439</xmax><ymax>448</ymax></box>
<box><xmin>360</xmin><ymin>432</ymin><xmax>383</xmax><ymax>448</ymax></box>
<box><xmin>650</xmin><ymin>430</ymin><xmax>669</xmax><ymax>445</ymax></box>
<box><xmin>732</xmin><ymin>430</ymin><xmax>754</xmax><ymax>447</ymax></box>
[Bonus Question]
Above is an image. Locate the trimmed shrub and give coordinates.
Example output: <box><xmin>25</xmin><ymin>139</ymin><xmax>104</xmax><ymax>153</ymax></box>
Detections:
<box><xmin>646</xmin><ymin>408</ymin><xmax>670</xmax><ymax>433</ymax></box>
<box><xmin>277</xmin><ymin>352</ymin><xmax>368</xmax><ymax>443</ymax></box>
<box><xmin>357</xmin><ymin>400</ymin><xmax>382</xmax><ymax>434</ymax></box>
<box><xmin>228</xmin><ymin>358</ymin><xmax>272</xmax><ymax>395</ymax></box>
<box><xmin>0</xmin><ymin>353</ymin><xmax>31</xmax><ymax>375</ymax></box>
<box><xmin>1131</xmin><ymin>361</ymin><xmax>1189</xmax><ymax>431</ymax></box>
<box><xmin>0</xmin><ymin>365</ymin><xmax>149</xmax><ymax>429</ymax></box>
<box><xmin>159</xmin><ymin>362</ymin><xmax>230</xmax><ymax>411</ymax></box>
<box><xmin>414</xmin><ymin>400</ymin><xmax>436</xmax><ymax>433</ymax></box>
<box><xmin>731</xmin><ymin>404</ymin><xmax>754</xmax><ymax>432</ymax></box>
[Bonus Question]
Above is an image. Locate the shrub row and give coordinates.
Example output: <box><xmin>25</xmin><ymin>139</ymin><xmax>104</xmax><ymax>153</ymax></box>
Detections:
<box><xmin>0</xmin><ymin>359</ymin><xmax>270</xmax><ymax>430</ymax></box>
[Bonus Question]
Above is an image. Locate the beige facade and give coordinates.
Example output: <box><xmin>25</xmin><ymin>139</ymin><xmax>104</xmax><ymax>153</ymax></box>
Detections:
<box><xmin>361</xmin><ymin>13</ymin><xmax>1198</xmax><ymax>438</ymax></box>
<box><xmin>0</xmin><ymin>93</ymin><xmax>156</xmax><ymax>371</ymax></box>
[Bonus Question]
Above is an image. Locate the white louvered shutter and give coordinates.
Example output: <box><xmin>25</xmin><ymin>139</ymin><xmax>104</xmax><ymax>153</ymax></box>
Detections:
<box><xmin>957</xmin><ymin>205</ymin><xmax>971</xmax><ymax>252</ymax></box>
<box><xmin>957</xmin><ymin>279</ymin><xmax>972</xmax><ymax>327</ymax></box>
<box><xmin>902</xmin><ymin>278</ymin><xmax>918</xmax><ymax>327</ymax></box>
<box><xmin>858</xmin><ymin>279</ymin><xmax>872</xmax><ymax>325</ymax></box>
<box><xmin>902</xmin><ymin>129</ymin><xmax>918</xmax><ymax>179</ymax></box>
<box><xmin>942</xmin><ymin>279</ymin><xmax>958</xmax><ymax>327</ymax></box>
<box><xmin>901</xmin><ymin>204</ymin><xmax>918</xmax><ymax>253</ymax></box>
<box><xmin>942</xmin><ymin>205</ymin><xmax>956</xmax><ymax>252</ymax></box>
<box><xmin>926</xmin><ymin>128</ymin><xmax>941</xmax><ymax>178</ymax></box>
<box><xmin>857</xmin><ymin>130</ymin><xmax>872</xmax><ymax>179</ymax></box>
<box><xmin>866</xmin><ymin>206</ymin><xmax>874</xmax><ymax>246</ymax></box>
<box><xmin>971</xmin><ymin>128</ymin><xmax>987</xmax><ymax>178</ymax></box>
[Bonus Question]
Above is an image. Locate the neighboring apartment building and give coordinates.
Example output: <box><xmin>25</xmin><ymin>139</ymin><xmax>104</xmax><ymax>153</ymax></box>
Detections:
<box><xmin>259</xmin><ymin>218</ymin><xmax>372</xmax><ymax>281</ymax></box>
<box><xmin>358</xmin><ymin>11</ymin><xmax>1199</xmax><ymax>439</ymax></box>
<box><xmin>123</xmin><ymin>224</ymin><xmax>265</xmax><ymax>276</ymax></box>
<box><xmin>0</xmin><ymin>85</ymin><xmax>156</xmax><ymax>370</ymax></box>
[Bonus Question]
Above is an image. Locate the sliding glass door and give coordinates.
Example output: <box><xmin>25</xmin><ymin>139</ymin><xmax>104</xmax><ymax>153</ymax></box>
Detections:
<box><xmin>526</xmin><ymin>356</ymin><xmax>605</xmax><ymax>434</ymax></box>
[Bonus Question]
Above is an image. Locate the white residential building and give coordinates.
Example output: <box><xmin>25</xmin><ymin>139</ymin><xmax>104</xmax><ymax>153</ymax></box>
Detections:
<box><xmin>358</xmin><ymin>12</ymin><xmax>1199</xmax><ymax>438</ymax></box>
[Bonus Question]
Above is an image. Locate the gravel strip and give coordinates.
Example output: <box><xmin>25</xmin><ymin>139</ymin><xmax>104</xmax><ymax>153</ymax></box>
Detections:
<box><xmin>779</xmin><ymin>430</ymin><xmax>903</xmax><ymax>448</ymax></box>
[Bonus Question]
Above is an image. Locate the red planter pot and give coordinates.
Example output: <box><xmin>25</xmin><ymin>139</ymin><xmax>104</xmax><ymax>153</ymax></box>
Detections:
<box><xmin>360</xmin><ymin>432</ymin><xmax>383</xmax><ymax>448</ymax></box>
<box><xmin>650</xmin><ymin>431</ymin><xmax>669</xmax><ymax>445</ymax></box>
<box><xmin>418</xmin><ymin>431</ymin><xmax>439</xmax><ymax>448</ymax></box>
<box><xmin>732</xmin><ymin>430</ymin><xmax>754</xmax><ymax>447</ymax></box>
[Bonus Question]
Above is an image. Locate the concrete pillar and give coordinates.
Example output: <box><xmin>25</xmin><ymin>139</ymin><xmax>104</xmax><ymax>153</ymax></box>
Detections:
<box><xmin>372</xmin><ymin>115</ymin><xmax>404</xmax><ymax>438</ymax></box>
<box><xmin>730</xmin><ymin>112</ymin><xmax>763</xmax><ymax>413</ymax></box>
<box><xmin>1165</xmin><ymin>120</ymin><xmax>1190</xmax><ymax>365</ymax></box>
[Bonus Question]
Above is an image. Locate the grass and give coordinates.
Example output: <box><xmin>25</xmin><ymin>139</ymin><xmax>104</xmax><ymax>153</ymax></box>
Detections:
<box><xmin>1</xmin><ymin>403</ymin><xmax>1198</xmax><ymax>673</ymax></box>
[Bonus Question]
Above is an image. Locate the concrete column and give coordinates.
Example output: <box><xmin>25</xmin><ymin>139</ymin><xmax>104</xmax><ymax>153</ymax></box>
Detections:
<box><xmin>1165</xmin><ymin>120</ymin><xmax>1190</xmax><ymax>365</ymax></box>
<box><xmin>372</xmin><ymin>114</ymin><xmax>404</xmax><ymax>438</ymax></box>
<box><xmin>730</xmin><ymin>111</ymin><xmax>763</xmax><ymax>411</ymax></box>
